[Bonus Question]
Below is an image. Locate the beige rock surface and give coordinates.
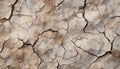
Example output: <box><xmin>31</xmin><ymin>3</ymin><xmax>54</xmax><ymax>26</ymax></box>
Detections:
<box><xmin>0</xmin><ymin>0</ymin><xmax>120</xmax><ymax>69</ymax></box>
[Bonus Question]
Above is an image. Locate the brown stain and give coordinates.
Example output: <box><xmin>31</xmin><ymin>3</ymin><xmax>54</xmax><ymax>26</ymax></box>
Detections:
<box><xmin>43</xmin><ymin>0</ymin><xmax>54</xmax><ymax>13</ymax></box>
<box><xmin>87</xmin><ymin>0</ymin><xmax>102</xmax><ymax>5</ymax></box>
<box><xmin>10</xmin><ymin>49</ymin><xmax>25</xmax><ymax>69</ymax></box>
<box><xmin>109</xmin><ymin>50</ymin><xmax>120</xmax><ymax>62</ymax></box>
<box><xmin>0</xmin><ymin>29</ymin><xmax>9</xmax><ymax>41</ymax></box>
<box><xmin>42</xmin><ymin>22</ymin><xmax>47</xmax><ymax>28</ymax></box>
<box><xmin>0</xmin><ymin>18</ymin><xmax>8</xmax><ymax>23</ymax></box>
<box><xmin>13</xmin><ymin>49</ymin><xmax>24</xmax><ymax>63</ymax></box>
<box><xmin>53</xmin><ymin>33</ymin><xmax>63</xmax><ymax>44</ymax></box>
<box><xmin>5</xmin><ymin>40</ymin><xmax>15</xmax><ymax>49</ymax></box>
<box><xmin>15</xmin><ymin>13</ymin><xmax>32</xmax><ymax>17</ymax></box>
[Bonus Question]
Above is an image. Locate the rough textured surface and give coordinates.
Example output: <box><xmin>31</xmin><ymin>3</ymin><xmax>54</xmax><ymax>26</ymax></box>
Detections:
<box><xmin>0</xmin><ymin>0</ymin><xmax>120</xmax><ymax>69</ymax></box>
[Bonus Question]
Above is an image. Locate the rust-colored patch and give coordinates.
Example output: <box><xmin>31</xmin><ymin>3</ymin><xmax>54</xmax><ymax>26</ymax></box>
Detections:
<box><xmin>0</xmin><ymin>18</ymin><xmax>8</xmax><ymax>23</ymax></box>
<box><xmin>109</xmin><ymin>50</ymin><xmax>120</xmax><ymax>62</ymax></box>
<box><xmin>13</xmin><ymin>49</ymin><xmax>24</xmax><ymax>63</ymax></box>
<box><xmin>53</xmin><ymin>33</ymin><xmax>63</xmax><ymax>44</ymax></box>
<box><xmin>112</xmin><ymin>50</ymin><xmax>120</xmax><ymax>58</ymax></box>
<box><xmin>43</xmin><ymin>0</ymin><xmax>54</xmax><ymax>13</ymax></box>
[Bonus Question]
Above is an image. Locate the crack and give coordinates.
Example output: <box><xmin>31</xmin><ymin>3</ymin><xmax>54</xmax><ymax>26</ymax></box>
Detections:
<box><xmin>56</xmin><ymin>0</ymin><xmax>65</xmax><ymax>7</ymax></box>
<box><xmin>60</xmin><ymin>39</ymin><xmax>79</xmax><ymax>59</ymax></box>
<box><xmin>74</xmin><ymin>31</ymin><xmax>115</xmax><ymax>69</ymax></box>
<box><xmin>39</xmin><ymin>29</ymin><xmax>58</xmax><ymax>35</ymax></box>
<box><xmin>8</xmin><ymin>0</ymin><xmax>18</xmax><ymax>20</ymax></box>
<box><xmin>97</xmin><ymin>27</ymin><xmax>115</xmax><ymax>57</ymax></box>
<box><xmin>16</xmin><ymin>38</ymin><xmax>41</xmax><ymax>67</ymax></box>
<box><xmin>18</xmin><ymin>39</ymin><xmax>32</xmax><ymax>49</ymax></box>
<box><xmin>63</xmin><ymin>13</ymin><xmax>77</xmax><ymax>22</ymax></box>
<box><xmin>88</xmin><ymin>57</ymin><xmax>98</xmax><ymax>69</ymax></box>
<box><xmin>115</xmin><ymin>32</ymin><xmax>120</xmax><ymax>37</ymax></box>
<box><xmin>31</xmin><ymin>29</ymin><xmax>59</xmax><ymax>68</ymax></box>
<box><xmin>82</xmin><ymin>0</ymin><xmax>89</xmax><ymax>33</ymax></box>
<box><xmin>56</xmin><ymin>59</ymin><xmax>59</xmax><ymax>69</ymax></box>
<box><xmin>72</xmin><ymin>43</ymin><xmax>79</xmax><ymax>58</ymax></box>
<box><xmin>0</xmin><ymin>0</ymin><xmax>18</xmax><ymax>23</ymax></box>
<box><xmin>110</xmin><ymin>38</ymin><xmax>115</xmax><ymax>51</ymax></box>
<box><xmin>96</xmin><ymin>27</ymin><xmax>114</xmax><ymax>55</ymax></box>
<box><xmin>32</xmin><ymin>45</ymin><xmax>42</xmax><ymax>69</ymax></box>
<box><xmin>61</xmin><ymin>40</ymin><xmax>66</xmax><ymax>59</ymax></box>
<box><xmin>97</xmin><ymin>51</ymin><xmax>112</xmax><ymax>58</ymax></box>
<box><xmin>72</xmin><ymin>36</ymin><xmax>114</xmax><ymax>59</ymax></box>
<box><xmin>0</xmin><ymin>39</ymin><xmax>9</xmax><ymax>53</ymax></box>
<box><xmin>102</xmin><ymin>32</ymin><xmax>111</xmax><ymax>43</ymax></box>
<box><xmin>0</xmin><ymin>41</ymin><xmax>6</xmax><ymax>53</ymax></box>
<box><xmin>0</xmin><ymin>18</ymin><xmax>8</xmax><ymax>23</ymax></box>
<box><xmin>71</xmin><ymin>38</ymin><xmax>103</xmax><ymax>69</ymax></box>
<box><xmin>70</xmin><ymin>40</ymin><xmax>80</xmax><ymax>58</ymax></box>
<box><xmin>31</xmin><ymin>36</ymin><xmax>41</xmax><ymax>69</ymax></box>
<box><xmin>88</xmin><ymin>51</ymin><xmax>112</xmax><ymax>69</ymax></box>
<box><xmin>35</xmin><ymin>6</ymin><xmax>45</xmax><ymax>14</ymax></box>
<box><xmin>71</xmin><ymin>40</ymin><xmax>97</xmax><ymax>57</ymax></box>
<box><xmin>87</xmin><ymin>37</ymin><xmax>115</xmax><ymax>69</ymax></box>
<box><xmin>111</xmin><ymin>16</ymin><xmax>120</xmax><ymax>19</ymax></box>
<box><xmin>18</xmin><ymin>29</ymin><xmax>58</xmax><ymax>69</ymax></box>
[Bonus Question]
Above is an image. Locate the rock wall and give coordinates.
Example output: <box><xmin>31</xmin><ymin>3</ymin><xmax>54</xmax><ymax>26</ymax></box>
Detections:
<box><xmin>0</xmin><ymin>0</ymin><xmax>120</xmax><ymax>69</ymax></box>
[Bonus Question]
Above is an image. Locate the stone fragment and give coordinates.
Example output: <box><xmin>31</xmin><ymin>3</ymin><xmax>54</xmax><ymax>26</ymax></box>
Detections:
<box><xmin>0</xmin><ymin>0</ymin><xmax>16</xmax><ymax>19</ymax></box>
<box><xmin>75</xmin><ymin>33</ymin><xmax>111</xmax><ymax>56</ymax></box>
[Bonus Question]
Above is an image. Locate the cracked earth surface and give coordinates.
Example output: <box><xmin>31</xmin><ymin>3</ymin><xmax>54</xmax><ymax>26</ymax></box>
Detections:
<box><xmin>0</xmin><ymin>0</ymin><xmax>120</xmax><ymax>69</ymax></box>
